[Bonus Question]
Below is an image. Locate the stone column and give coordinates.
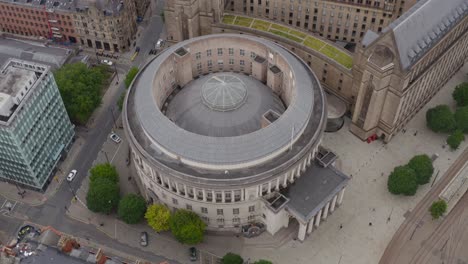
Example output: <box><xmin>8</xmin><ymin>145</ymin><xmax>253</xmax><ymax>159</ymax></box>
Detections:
<box><xmin>184</xmin><ymin>185</ymin><xmax>188</xmax><ymax>198</ymax></box>
<box><xmin>301</xmin><ymin>159</ymin><xmax>307</xmax><ymax>172</ymax></box>
<box><xmin>212</xmin><ymin>190</ymin><xmax>216</xmax><ymax>203</ymax></box>
<box><xmin>295</xmin><ymin>166</ymin><xmax>300</xmax><ymax>177</ymax></box>
<box><xmin>241</xmin><ymin>189</ymin><xmax>245</xmax><ymax>201</ymax></box>
<box><xmin>290</xmin><ymin>171</ymin><xmax>295</xmax><ymax>183</ymax></box>
<box><xmin>330</xmin><ymin>194</ymin><xmax>338</xmax><ymax>212</ymax></box>
<box><xmin>307</xmin><ymin>152</ymin><xmax>312</xmax><ymax>165</ymax></box>
<box><xmin>307</xmin><ymin>217</ymin><xmax>314</xmax><ymax>234</ymax></box>
<box><xmin>268</xmin><ymin>182</ymin><xmax>272</xmax><ymax>194</ymax></box>
<box><xmin>222</xmin><ymin>191</ymin><xmax>225</xmax><ymax>203</ymax></box>
<box><xmin>275</xmin><ymin>178</ymin><xmax>280</xmax><ymax>191</ymax></box>
<box><xmin>283</xmin><ymin>174</ymin><xmax>288</xmax><ymax>187</ymax></box>
<box><xmin>338</xmin><ymin>188</ymin><xmax>346</xmax><ymax>205</ymax></box>
<box><xmin>193</xmin><ymin>187</ymin><xmax>198</xmax><ymax>201</ymax></box>
<box><xmin>175</xmin><ymin>182</ymin><xmax>180</xmax><ymax>194</ymax></box>
<box><xmin>256</xmin><ymin>185</ymin><xmax>260</xmax><ymax>197</ymax></box>
<box><xmin>231</xmin><ymin>190</ymin><xmax>235</xmax><ymax>203</ymax></box>
<box><xmin>202</xmin><ymin>189</ymin><xmax>207</xmax><ymax>201</ymax></box>
<box><xmin>314</xmin><ymin>210</ymin><xmax>322</xmax><ymax>227</ymax></box>
<box><xmin>298</xmin><ymin>222</ymin><xmax>307</xmax><ymax>241</ymax></box>
<box><xmin>322</xmin><ymin>202</ymin><xmax>330</xmax><ymax>220</ymax></box>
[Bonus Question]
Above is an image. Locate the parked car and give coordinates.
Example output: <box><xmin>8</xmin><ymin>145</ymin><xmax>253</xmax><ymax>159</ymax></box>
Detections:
<box><xmin>100</xmin><ymin>59</ymin><xmax>113</xmax><ymax>66</ymax></box>
<box><xmin>189</xmin><ymin>247</ymin><xmax>197</xmax><ymax>261</ymax></box>
<box><xmin>140</xmin><ymin>232</ymin><xmax>148</xmax><ymax>247</ymax></box>
<box><xmin>155</xmin><ymin>39</ymin><xmax>164</xmax><ymax>49</ymax></box>
<box><xmin>67</xmin><ymin>170</ymin><xmax>77</xmax><ymax>182</ymax></box>
<box><xmin>135</xmin><ymin>46</ymin><xmax>141</xmax><ymax>52</ymax></box>
<box><xmin>110</xmin><ymin>133</ymin><xmax>122</xmax><ymax>144</ymax></box>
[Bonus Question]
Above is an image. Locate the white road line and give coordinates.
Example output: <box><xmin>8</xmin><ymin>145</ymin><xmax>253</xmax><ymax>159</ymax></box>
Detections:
<box><xmin>1</xmin><ymin>199</ymin><xmax>6</xmax><ymax>208</ymax></box>
<box><xmin>10</xmin><ymin>201</ymin><xmax>17</xmax><ymax>211</ymax></box>
<box><xmin>110</xmin><ymin>141</ymin><xmax>123</xmax><ymax>163</ymax></box>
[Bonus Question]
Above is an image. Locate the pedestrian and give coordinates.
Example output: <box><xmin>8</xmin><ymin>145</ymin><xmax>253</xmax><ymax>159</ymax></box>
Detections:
<box><xmin>369</xmin><ymin>222</ymin><xmax>372</xmax><ymax>226</ymax></box>
<box><xmin>339</xmin><ymin>224</ymin><xmax>343</xmax><ymax>229</ymax></box>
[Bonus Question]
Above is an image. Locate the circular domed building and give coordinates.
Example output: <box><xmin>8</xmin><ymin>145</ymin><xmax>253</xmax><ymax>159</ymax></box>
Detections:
<box><xmin>123</xmin><ymin>34</ymin><xmax>349</xmax><ymax>241</ymax></box>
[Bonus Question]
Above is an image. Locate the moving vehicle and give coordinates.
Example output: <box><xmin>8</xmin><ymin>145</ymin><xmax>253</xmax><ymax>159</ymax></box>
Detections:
<box><xmin>67</xmin><ymin>170</ymin><xmax>77</xmax><ymax>182</ymax></box>
<box><xmin>110</xmin><ymin>133</ymin><xmax>122</xmax><ymax>143</ymax></box>
<box><xmin>100</xmin><ymin>59</ymin><xmax>113</xmax><ymax>66</ymax></box>
<box><xmin>155</xmin><ymin>39</ymin><xmax>164</xmax><ymax>49</ymax></box>
<box><xmin>140</xmin><ymin>232</ymin><xmax>148</xmax><ymax>247</ymax></box>
<box><xmin>189</xmin><ymin>247</ymin><xmax>197</xmax><ymax>261</ymax></box>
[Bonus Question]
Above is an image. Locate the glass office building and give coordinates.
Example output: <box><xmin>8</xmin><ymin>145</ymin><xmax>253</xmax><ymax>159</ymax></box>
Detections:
<box><xmin>0</xmin><ymin>59</ymin><xmax>74</xmax><ymax>191</ymax></box>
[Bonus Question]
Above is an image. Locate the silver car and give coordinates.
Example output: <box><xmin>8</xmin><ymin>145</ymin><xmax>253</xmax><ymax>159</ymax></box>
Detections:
<box><xmin>110</xmin><ymin>133</ymin><xmax>122</xmax><ymax>144</ymax></box>
<box><xmin>67</xmin><ymin>170</ymin><xmax>77</xmax><ymax>182</ymax></box>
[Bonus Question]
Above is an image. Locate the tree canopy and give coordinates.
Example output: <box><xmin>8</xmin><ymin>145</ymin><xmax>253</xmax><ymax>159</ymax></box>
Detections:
<box><xmin>253</xmin><ymin>260</ymin><xmax>273</xmax><ymax>264</ymax></box>
<box><xmin>124</xmin><ymin>67</ymin><xmax>139</xmax><ymax>88</ymax></box>
<box><xmin>169</xmin><ymin>209</ymin><xmax>206</xmax><ymax>244</ymax></box>
<box><xmin>89</xmin><ymin>163</ymin><xmax>119</xmax><ymax>184</ymax></box>
<box><xmin>387</xmin><ymin>165</ymin><xmax>418</xmax><ymax>196</ymax></box>
<box><xmin>54</xmin><ymin>63</ymin><xmax>109</xmax><ymax>124</ymax></box>
<box><xmin>221</xmin><ymin>253</ymin><xmax>244</xmax><ymax>264</ymax></box>
<box><xmin>429</xmin><ymin>200</ymin><xmax>447</xmax><ymax>219</ymax></box>
<box><xmin>408</xmin><ymin>154</ymin><xmax>434</xmax><ymax>185</ymax></box>
<box><xmin>118</xmin><ymin>194</ymin><xmax>146</xmax><ymax>224</ymax></box>
<box><xmin>86</xmin><ymin>177</ymin><xmax>120</xmax><ymax>214</ymax></box>
<box><xmin>452</xmin><ymin>82</ymin><xmax>468</xmax><ymax>107</ymax></box>
<box><xmin>145</xmin><ymin>204</ymin><xmax>171</xmax><ymax>232</ymax></box>
<box><xmin>426</xmin><ymin>105</ymin><xmax>456</xmax><ymax>133</ymax></box>
<box><xmin>454</xmin><ymin>106</ymin><xmax>468</xmax><ymax>133</ymax></box>
<box><xmin>447</xmin><ymin>130</ymin><xmax>465</xmax><ymax>150</ymax></box>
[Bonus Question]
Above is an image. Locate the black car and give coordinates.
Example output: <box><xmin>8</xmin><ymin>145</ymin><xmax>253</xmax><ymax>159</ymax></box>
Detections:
<box><xmin>189</xmin><ymin>247</ymin><xmax>197</xmax><ymax>261</ymax></box>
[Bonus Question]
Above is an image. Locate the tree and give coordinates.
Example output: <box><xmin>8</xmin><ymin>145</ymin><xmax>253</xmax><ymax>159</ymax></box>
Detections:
<box><xmin>452</xmin><ymin>82</ymin><xmax>468</xmax><ymax>107</ymax></box>
<box><xmin>145</xmin><ymin>204</ymin><xmax>171</xmax><ymax>232</ymax></box>
<box><xmin>387</xmin><ymin>165</ymin><xmax>418</xmax><ymax>196</ymax></box>
<box><xmin>429</xmin><ymin>200</ymin><xmax>447</xmax><ymax>219</ymax></box>
<box><xmin>408</xmin><ymin>154</ymin><xmax>434</xmax><ymax>185</ymax></box>
<box><xmin>447</xmin><ymin>130</ymin><xmax>465</xmax><ymax>150</ymax></box>
<box><xmin>221</xmin><ymin>253</ymin><xmax>244</xmax><ymax>264</ymax></box>
<box><xmin>54</xmin><ymin>63</ymin><xmax>110</xmax><ymax>124</ymax></box>
<box><xmin>118</xmin><ymin>194</ymin><xmax>146</xmax><ymax>224</ymax></box>
<box><xmin>89</xmin><ymin>163</ymin><xmax>119</xmax><ymax>184</ymax></box>
<box><xmin>86</xmin><ymin>177</ymin><xmax>120</xmax><ymax>214</ymax></box>
<box><xmin>426</xmin><ymin>105</ymin><xmax>456</xmax><ymax>133</ymax></box>
<box><xmin>253</xmin><ymin>260</ymin><xmax>273</xmax><ymax>264</ymax></box>
<box><xmin>124</xmin><ymin>67</ymin><xmax>139</xmax><ymax>88</ymax></box>
<box><xmin>170</xmin><ymin>209</ymin><xmax>206</xmax><ymax>244</ymax></box>
<box><xmin>454</xmin><ymin>106</ymin><xmax>468</xmax><ymax>133</ymax></box>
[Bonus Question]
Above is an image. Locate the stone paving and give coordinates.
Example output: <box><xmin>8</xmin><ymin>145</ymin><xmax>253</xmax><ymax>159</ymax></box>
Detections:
<box><xmin>240</xmin><ymin>63</ymin><xmax>468</xmax><ymax>263</ymax></box>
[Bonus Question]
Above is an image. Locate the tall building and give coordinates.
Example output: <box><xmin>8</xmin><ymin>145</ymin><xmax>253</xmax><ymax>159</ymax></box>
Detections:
<box><xmin>164</xmin><ymin>0</ymin><xmax>468</xmax><ymax>142</ymax></box>
<box><xmin>0</xmin><ymin>0</ymin><xmax>138</xmax><ymax>52</ymax></box>
<box><xmin>0</xmin><ymin>59</ymin><xmax>75</xmax><ymax>191</ymax></box>
<box><xmin>124</xmin><ymin>34</ymin><xmax>349</xmax><ymax>241</ymax></box>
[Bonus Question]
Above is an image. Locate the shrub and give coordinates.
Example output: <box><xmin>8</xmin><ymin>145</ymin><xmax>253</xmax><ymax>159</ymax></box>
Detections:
<box><xmin>429</xmin><ymin>200</ymin><xmax>447</xmax><ymax>219</ymax></box>
<box><xmin>118</xmin><ymin>194</ymin><xmax>146</xmax><ymax>224</ymax></box>
<box><xmin>447</xmin><ymin>130</ymin><xmax>465</xmax><ymax>150</ymax></box>
<box><xmin>89</xmin><ymin>163</ymin><xmax>119</xmax><ymax>184</ymax></box>
<box><xmin>452</xmin><ymin>82</ymin><xmax>468</xmax><ymax>107</ymax></box>
<box><xmin>117</xmin><ymin>92</ymin><xmax>126</xmax><ymax>111</ymax></box>
<box><xmin>124</xmin><ymin>67</ymin><xmax>139</xmax><ymax>88</ymax></box>
<box><xmin>86</xmin><ymin>177</ymin><xmax>120</xmax><ymax>214</ymax></box>
<box><xmin>408</xmin><ymin>154</ymin><xmax>434</xmax><ymax>185</ymax></box>
<box><xmin>145</xmin><ymin>204</ymin><xmax>171</xmax><ymax>232</ymax></box>
<box><xmin>170</xmin><ymin>209</ymin><xmax>206</xmax><ymax>244</ymax></box>
<box><xmin>253</xmin><ymin>260</ymin><xmax>273</xmax><ymax>264</ymax></box>
<box><xmin>221</xmin><ymin>253</ymin><xmax>244</xmax><ymax>264</ymax></box>
<box><xmin>387</xmin><ymin>165</ymin><xmax>418</xmax><ymax>196</ymax></box>
<box><xmin>454</xmin><ymin>106</ymin><xmax>468</xmax><ymax>133</ymax></box>
<box><xmin>426</xmin><ymin>105</ymin><xmax>456</xmax><ymax>133</ymax></box>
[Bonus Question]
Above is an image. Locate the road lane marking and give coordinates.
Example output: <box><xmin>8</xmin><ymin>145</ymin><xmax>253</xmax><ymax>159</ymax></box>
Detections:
<box><xmin>110</xmin><ymin>140</ymin><xmax>123</xmax><ymax>163</ymax></box>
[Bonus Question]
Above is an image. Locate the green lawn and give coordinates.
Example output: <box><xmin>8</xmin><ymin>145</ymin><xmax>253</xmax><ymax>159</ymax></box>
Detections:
<box><xmin>270</xmin><ymin>23</ymin><xmax>290</xmax><ymax>32</ymax></box>
<box><xmin>321</xmin><ymin>45</ymin><xmax>353</xmax><ymax>68</ymax></box>
<box><xmin>234</xmin><ymin>16</ymin><xmax>253</xmax><ymax>27</ymax></box>
<box><xmin>223</xmin><ymin>15</ymin><xmax>235</xmax><ymax>25</ymax></box>
<box><xmin>269</xmin><ymin>29</ymin><xmax>303</xmax><ymax>43</ymax></box>
<box><xmin>289</xmin><ymin>29</ymin><xmax>307</xmax><ymax>39</ymax></box>
<box><xmin>252</xmin><ymin>20</ymin><xmax>271</xmax><ymax>31</ymax></box>
<box><xmin>304</xmin><ymin>37</ymin><xmax>326</xmax><ymax>51</ymax></box>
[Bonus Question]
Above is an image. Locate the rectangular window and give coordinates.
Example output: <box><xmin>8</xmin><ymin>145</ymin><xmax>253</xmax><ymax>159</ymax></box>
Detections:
<box><xmin>240</xmin><ymin>49</ymin><xmax>245</xmax><ymax>56</ymax></box>
<box><xmin>218</xmin><ymin>60</ymin><xmax>224</xmax><ymax>65</ymax></box>
<box><xmin>233</xmin><ymin>208</ymin><xmax>239</xmax><ymax>215</ymax></box>
<box><xmin>172</xmin><ymin>198</ymin><xmax>178</xmax><ymax>205</ymax></box>
<box><xmin>217</xmin><ymin>48</ymin><xmax>223</xmax><ymax>55</ymax></box>
<box><xmin>229</xmin><ymin>59</ymin><xmax>234</xmax><ymax>65</ymax></box>
<box><xmin>195</xmin><ymin>52</ymin><xmax>201</xmax><ymax>60</ymax></box>
<box><xmin>186</xmin><ymin>204</ymin><xmax>192</xmax><ymax>210</ymax></box>
<box><xmin>207</xmin><ymin>60</ymin><xmax>213</xmax><ymax>67</ymax></box>
<box><xmin>229</xmin><ymin>48</ymin><xmax>234</xmax><ymax>55</ymax></box>
<box><xmin>217</xmin><ymin>209</ymin><xmax>224</xmax><ymax>215</ymax></box>
<box><xmin>250</xmin><ymin>52</ymin><xmax>256</xmax><ymax>58</ymax></box>
<box><xmin>197</xmin><ymin>62</ymin><xmax>202</xmax><ymax>70</ymax></box>
<box><xmin>217</xmin><ymin>218</ymin><xmax>225</xmax><ymax>223</ymax></box>
<box><xmin>249</xmin><ymin>205</ymin><xmax>255</xmax><ymax>212</ymax></box>
<box><xmin>207</xmin><ymin>49</ymin><xmax>212</xmax><ymax>57</ymax></box>
<box><xmin>240</xmin><ymin>60</ymin><xmax>245</xmax><ymax>66</ymax></box>
<box><xmin>201</xmin><ymin>207</ymin><xmax>208</xmax><ymax>214</ymax></box>
<box><xmin>248</xmin><ymin>215</ymin><xmax>255</xmax><ymax>221</ymax></box>
<box><xmin>202</xmin><ymin>216</ymin><xmax>210</xmax><ymax>223</ymax></box>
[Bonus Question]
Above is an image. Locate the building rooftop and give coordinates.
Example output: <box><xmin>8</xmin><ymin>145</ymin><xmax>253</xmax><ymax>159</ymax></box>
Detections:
<box><xmin>383</xmin><ymin>0</ymin><xmax>467</xmax><ymax>70</ymax></box>
<box><xmin>284</xmin><ymin>162</ymin><xmax>349</xmax><ymax>223</ymax></box>
<box><xmin>0</xmin><ymin>67</ymin><xmax>34</xmax><ymax>96</ymax></box>
<box><xmin>166</xmin><ymin>72</ymin><xmax>285</xmax><ymax>137</ymax></box>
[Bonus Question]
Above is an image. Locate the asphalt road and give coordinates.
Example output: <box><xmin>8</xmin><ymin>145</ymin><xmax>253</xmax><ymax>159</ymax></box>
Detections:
<box><xmin>0</xmin><ymin>1</ymin><xmax>173</xmax><ymax>262</ymax></box>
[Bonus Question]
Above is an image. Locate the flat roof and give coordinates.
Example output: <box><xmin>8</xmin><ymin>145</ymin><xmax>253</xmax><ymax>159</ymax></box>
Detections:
<box><xmin>0</xmin><ymin>67</ymin><xmax>34</xmax><ymax>96</ymax></box>
<box><xmin>129</xmin><ymin>34</ymin><xmax>322</xmax><ymax>169</ymax></box>
<box><xmin>0</xmin><ymin>38</ymin><xmax>70</xmax><ymax>69</ymax></box>
<box><xmin>285</xmin><ymin>162</ymin><xmax>349</xmax><ymax>222</ymax></box>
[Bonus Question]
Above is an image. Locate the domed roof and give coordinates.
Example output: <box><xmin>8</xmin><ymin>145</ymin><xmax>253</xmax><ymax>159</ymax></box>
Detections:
<box><xmin>201</xmin><ymin>74</ymin><xmax>247</xmax><ymax>111</ymax></box>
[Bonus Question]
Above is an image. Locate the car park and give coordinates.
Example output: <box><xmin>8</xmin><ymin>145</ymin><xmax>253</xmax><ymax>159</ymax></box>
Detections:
<box><xmin>140</xmin><ymin>232</ymin><xmax>148</xmax><ymax>247</ymax></box>
<box><xmin>110</xmin><ymin>133</ymin><xmax>122</xmax><ymax>143</ymax></box>
<box><xmin>67</xmin><ymin>170</ymin><xmax>77</xmax><ymax>182</ymax></box>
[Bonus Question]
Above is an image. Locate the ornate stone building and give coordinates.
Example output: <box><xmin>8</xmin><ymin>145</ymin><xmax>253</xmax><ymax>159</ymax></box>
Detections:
<box><xmin>165</xmin><ymin>0</ymin><xmax>468</xmax><ymax>142</ymax></box>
